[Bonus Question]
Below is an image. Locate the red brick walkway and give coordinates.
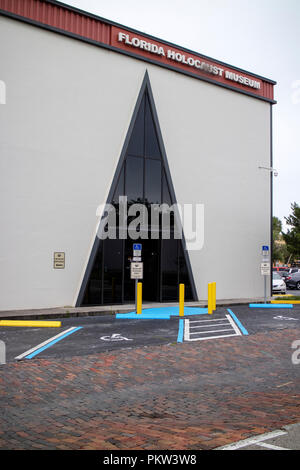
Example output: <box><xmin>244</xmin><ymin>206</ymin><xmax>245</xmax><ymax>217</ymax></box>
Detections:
<box><xmin>0</xmin><ymin>328</ymin><xmax>300</xmax><ymax>449</ymax></box>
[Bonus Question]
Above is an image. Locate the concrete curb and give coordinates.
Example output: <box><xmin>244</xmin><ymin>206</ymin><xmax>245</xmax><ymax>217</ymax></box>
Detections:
<box><xmin>0</xmin><ymin>298</ymin><xmax>269</xmax><ymax>321</ymax></box>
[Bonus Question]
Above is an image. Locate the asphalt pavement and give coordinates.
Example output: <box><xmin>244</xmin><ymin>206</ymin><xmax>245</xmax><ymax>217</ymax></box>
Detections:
<box><xmin>2</xmin><ymin>304</ymin><xmax>300</xmax><ymax>363</ymax></box>
<box><xmin>1</xmin><ymin>300</ymin><xmax>300</xmax><ymax>452</ymax></box>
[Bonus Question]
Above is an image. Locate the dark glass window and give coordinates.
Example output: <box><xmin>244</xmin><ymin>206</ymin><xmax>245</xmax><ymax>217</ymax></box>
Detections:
<box><xmin>111</xmin><ymin>165</ymin><xmax>125</xmax><ymax>237</ymax></box>
<box><xmin>178</xmin><ymin>244</ymin><xmax>193</xmax><ymax>301</ymax></box>
<box><xmin>161</xmin><ymin>169</ymin><xmax>176</xmax><ymax>239</ymax></box>
<box><xmin>145</xmin><ymin>159</ymin><xmax>161</xmax><ymax>204</ymax></box>
<box><xmin>127</xmin><ymin>96</ymin><xmax>145</xmax><ymax>156</ymax></box>
<box><xmin>79</xmin><ymin>85</ymin><xmax>195</xmax><ymax>306</ymax></box>
<box><xmin>145</xmin><ymin>95</ymin><xmax>160</xmax><ymax>158</ymax></box>
<box><xmin>142</xmin><ymin>239</ymin><xmax>160</xmax><ymax>301</ymax></box>
<box><xmin>161</xmin><ymin>239</ymin><xmax>178</xmax><ymax>301</ymax></box>
<box><xmin>123</xmin><ymin>240</ymin><xmax>136</xmax><ymax>302</ymax></box>
<box><xmin>112</xmin><ymin>165</ymin><xmax>124</xmax><ymax>205</ymax></box>
<box><xmin>126</xmin><ymin>155</ymin><xmax>144</xmax><ymax>204</ymax></box>
<box><xmin>103</xmin><ymin>239</ymin><xmax>123</xmax><ymax>304</ymax></box>
<box><xmin>162</xmin><ymin>170</ymin><xmax>172</xmax><ymax>205</ymax></box>
<box><xmin>82</xmin><ymin>243</ymin><xmax>102</xmax><ymax>305</ymax></box>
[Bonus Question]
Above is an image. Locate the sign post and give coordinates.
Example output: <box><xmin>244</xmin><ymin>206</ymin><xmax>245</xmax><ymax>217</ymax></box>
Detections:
<box><xmin>131</xmin><ymin>244</ymin><xmax>143</xmax><ymax>314</ymax></box>
<box><xmin>261</xmin><ymin>245</ymin><xmax>270</xmax><ymax>303</ymax></box>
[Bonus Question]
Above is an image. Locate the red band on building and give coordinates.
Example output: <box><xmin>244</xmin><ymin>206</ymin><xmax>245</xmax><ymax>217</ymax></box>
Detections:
<box><xmin>0</xmin><ymin>0</ymin><xmax>275</xmax><ymax>102</ymax></box>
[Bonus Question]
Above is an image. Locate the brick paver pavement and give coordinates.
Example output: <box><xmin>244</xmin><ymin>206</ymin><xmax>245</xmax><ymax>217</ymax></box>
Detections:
<box><xmin>0</xmin><ymin>327</ymin><xmax>300</xmax><ymax>450</ymax></box>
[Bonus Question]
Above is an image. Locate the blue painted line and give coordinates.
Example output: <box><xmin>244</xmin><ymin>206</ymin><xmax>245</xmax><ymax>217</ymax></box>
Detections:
<box><xmin>177</xmin><ymin>319</ymin><xmax>184</xmax><ymax>343</ymax></box>
<box><xmin>249</xmin><ymin>303</ymin><xmax>293</xmax><ymax>309</ymax></box>
<box><xmin>227</xmin><ymin>309</ymin><xmax>249</xmax><ymax>336</ymax></box>
<box><xmin>25</xmin><ymin>327</ymin><xmax>83</xmax><ymax>359</ymax></box>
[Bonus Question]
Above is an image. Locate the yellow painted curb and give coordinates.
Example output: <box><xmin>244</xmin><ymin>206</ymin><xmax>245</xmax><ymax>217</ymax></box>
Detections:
<box><xmin>0</xmin><ymin>320</ymin><xmax>61</xmax><ymax>327</ymax></box>
<box><xmin>271</xmin><ymin>300</ymin><xmax>300</xmax><ymax>304</ymax></box>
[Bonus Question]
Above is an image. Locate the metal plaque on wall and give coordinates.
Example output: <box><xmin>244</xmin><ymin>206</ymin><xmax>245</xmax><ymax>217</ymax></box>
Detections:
<box><xmin>54</xmin><ymin>252</ymin><xmax>65</xmax><ymax>269</ymax></box>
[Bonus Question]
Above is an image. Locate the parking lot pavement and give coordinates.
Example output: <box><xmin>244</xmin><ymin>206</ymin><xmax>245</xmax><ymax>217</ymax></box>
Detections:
<box><xmin>1</xmin><ymin>305</ymin><xmax>300</xmax><ymax>364</ymax></box>
<box><xmin>286</xmin><ymin>289</ymin><xmax>300</xmax><ymax>295</ymax></box>
<box><xmin>1</xmin><ymin>315</ymin><xmax>181</xmax><ymax>363</ymax></box>
<box><xmin>217</xmin><ymin>423</ymin><xmax>300</xmax><ymax>450</ymax></box>
<box><xmin>1</xmin><ymin>316</ymin><xmax>300</xmax><ymax>450</ymax></box>
<box><xmin>226</xmin><ymin>304</ymin><xmax>300</xmax><ymax>336</ymax></box>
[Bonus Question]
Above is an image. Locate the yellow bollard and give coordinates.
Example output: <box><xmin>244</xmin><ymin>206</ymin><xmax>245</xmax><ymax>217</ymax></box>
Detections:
<box><xmin>212</xmin><ymin>282</ymin><xmax>216</xmax><ymax>311</ymax></box>
<box><xmin>179</xmin><ymin>283</ymin><xmax>185</xmax><ymax>316</ymax></box>
<box><xmin>137</xmin><ymin>282</ymin><xmax>142</xmax><ymax>314</ymax></box>
<box><xmin>208</xmin><ymin>283</ymin><xmax>213</xmax><ymax>314</ymax></box>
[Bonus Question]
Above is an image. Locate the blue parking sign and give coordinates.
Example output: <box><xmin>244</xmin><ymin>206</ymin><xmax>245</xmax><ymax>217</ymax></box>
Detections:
<box><xmin>133</xmin><ymin>244</ymin><xmax>142</xmax><ymax>251</ymax></box>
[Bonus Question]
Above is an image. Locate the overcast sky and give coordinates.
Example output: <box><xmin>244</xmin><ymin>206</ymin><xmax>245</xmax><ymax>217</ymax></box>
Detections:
<box><xmin>64</xmin><ymin>0</ymin><xmax>299</xmax><ymax>232</ymax></box>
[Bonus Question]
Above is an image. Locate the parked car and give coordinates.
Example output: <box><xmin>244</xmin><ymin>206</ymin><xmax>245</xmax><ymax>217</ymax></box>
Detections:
<box><xmin>288</xmin><ymin>268</ymin><xmax>300</xmax><ymax>274</ymax></box>
<box><xmin>279</xmin><ymin>271</ymin><xmax>290</xmax><ymax>280</ymax></box>
<box><xmin>285</xmin><ymin>272</ymin><xmax>300</xmax><ymax>290</ymax></box>
<box><xmin>272</xmin><ymin>272</ymin><xmax>287</xmax><ymax>294</ymax></box>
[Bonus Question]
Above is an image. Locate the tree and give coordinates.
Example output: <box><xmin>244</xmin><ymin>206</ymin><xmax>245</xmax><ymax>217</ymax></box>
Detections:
<box><xmin>283</xmin><ymin>202</ymin><xmax>300</xmax><ymax>264</ymax></box>
<box><xmin>272</xmin><ymin>216</ymin><xmax>288</xmax><ymax>263</ymax></box>
<box><xmin>273</xmin><ymin>216</ymin><xmax>282</xmax><ymax>239</ymax></box>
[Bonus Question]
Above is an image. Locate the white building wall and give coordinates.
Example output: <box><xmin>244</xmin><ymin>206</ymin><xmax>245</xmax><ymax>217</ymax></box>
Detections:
<box><xmin>0</xmin><ymin>16</ymin><xmax>271</xmax><ymax>309</ymax></box>
<box><xmin>149</xmin><ymin>72</ymin><xmax>271</xmax><ymax>301</ymax></box>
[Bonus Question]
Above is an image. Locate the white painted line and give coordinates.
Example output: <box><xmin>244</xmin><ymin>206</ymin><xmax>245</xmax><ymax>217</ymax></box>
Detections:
<box><xmin>15</xmin><ymin>327</ymin><xmax>79</xmax><ymax>361</ymax></box>
<box><xmin>189</xmin><ymin>322</ymin><xmax>229</xmax><ymax>328</ymax></box>
<box><xmin>184</xmin><ymin>315</ymin><xmax>243</xmax><ymax>342</ymax></box>
<box><xmin>190</xmin><ymin>328</ymin><xmax>233</xmax><ymax>335</ymax></box>
<box><xmin>217</xmin><ymin>430</ymin><xmax>287</xmax><ymax>450</ymax></box>
<box><xmin>187</xmin><ymin>333</ymin><xmax>239</xmax><ymax>342</ymax></box>
<box><xmin>184</xmin><ymin>319</ymin><xmax>190</xmax><ymax>342</ymax></box>
<box><xmin>257</xmin><ymin>442</ymin><xmax>290</xmax><ymax>450</ymax></box>
<box><xmin>225</xmin><ymin>314</ymin><xmax>242</xmax><ymax>336</ymax></box>
<box><xmin>188</xmin><ymin>318</ymin><xmax>231</xmax><ymax>323</ymax></box>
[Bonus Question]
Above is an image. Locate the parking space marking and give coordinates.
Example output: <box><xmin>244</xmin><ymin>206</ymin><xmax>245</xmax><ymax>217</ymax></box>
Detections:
<box><xmin>184</xmin><ymin>315</ymin><xmax>242</xmax><ymax>342</ymax></box>
<box><xmin>274</xmin><ymin>315</ymin><xmax>298</xmax><ymax>321</ymax></box>
<box><xmin>257</xmin><ymin>442</ymin><xmax>289</xmax><ymax>450</ymax></box>
<box><xmin>177</xmin><ymin>319</ymin><xmax>184</xmax><ymax>343</ymax></box>
<box><xmin>100</xmin><ymin>333</ymin><xmax>133</xmax><ymax>342</ymax></box>
<box><xmin>227</xmin><ymin>308</ymin><xmax>249</xmax><ymax>335</ymax></box>
<box><xmin>217</xmin><ymin>429</ymin><xmax>288</xmax><ymax>450</ymax></box>
<box><xmin>15</xmin><ymin>326</ymin><xmax>82</xmax><ymax>360</ymax></box>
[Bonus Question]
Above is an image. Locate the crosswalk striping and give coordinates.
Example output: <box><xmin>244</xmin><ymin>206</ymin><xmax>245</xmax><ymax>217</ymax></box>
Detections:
<box><xmin>184</xmin><ymin>314</ymin><xmax>242</xmax><ymax>342</ymax></box>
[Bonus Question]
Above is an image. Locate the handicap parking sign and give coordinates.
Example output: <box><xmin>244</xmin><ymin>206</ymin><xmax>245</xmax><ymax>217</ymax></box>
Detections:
<box><xmin>133</xmin><ymin>243</ymin><xmax>142</xmax><ymax>257</ymax></box>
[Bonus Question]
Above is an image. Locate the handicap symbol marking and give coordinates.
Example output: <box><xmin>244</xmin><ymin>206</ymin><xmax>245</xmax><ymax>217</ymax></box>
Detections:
<box><xmin>100</xmin><ymin>333</ymin><xmax>133</xmax><ymax>342</ymax></box>
<box><xmin>274</xmin><ymin>316</ymin><xmax>298</xmax><ymax>321</ymax></box>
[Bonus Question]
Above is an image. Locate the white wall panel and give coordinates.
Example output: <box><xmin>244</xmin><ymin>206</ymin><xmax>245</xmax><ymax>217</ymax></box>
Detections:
<box><xmin>0</xmin><ymin>16</ymin><xmax>271</xmax><ymax>309</ymax></box>
<box><xmin>148</xmin><ymin>70</ymin><xmax>271</xmax><ymax>300</ymax></box>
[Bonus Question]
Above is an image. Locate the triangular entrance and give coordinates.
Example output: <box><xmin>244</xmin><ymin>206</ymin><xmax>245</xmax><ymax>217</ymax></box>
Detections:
<box><xmin>76</xmin><ymin>72</ymin><xmax>197</xmax><ymax>306</ymax></box>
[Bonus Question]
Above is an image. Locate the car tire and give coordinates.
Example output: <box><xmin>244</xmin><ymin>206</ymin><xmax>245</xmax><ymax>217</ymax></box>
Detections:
<box><xmin>297</xmin><ymin>282</ymin><xmax>300</xmax><ymax>290</ymax></box>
